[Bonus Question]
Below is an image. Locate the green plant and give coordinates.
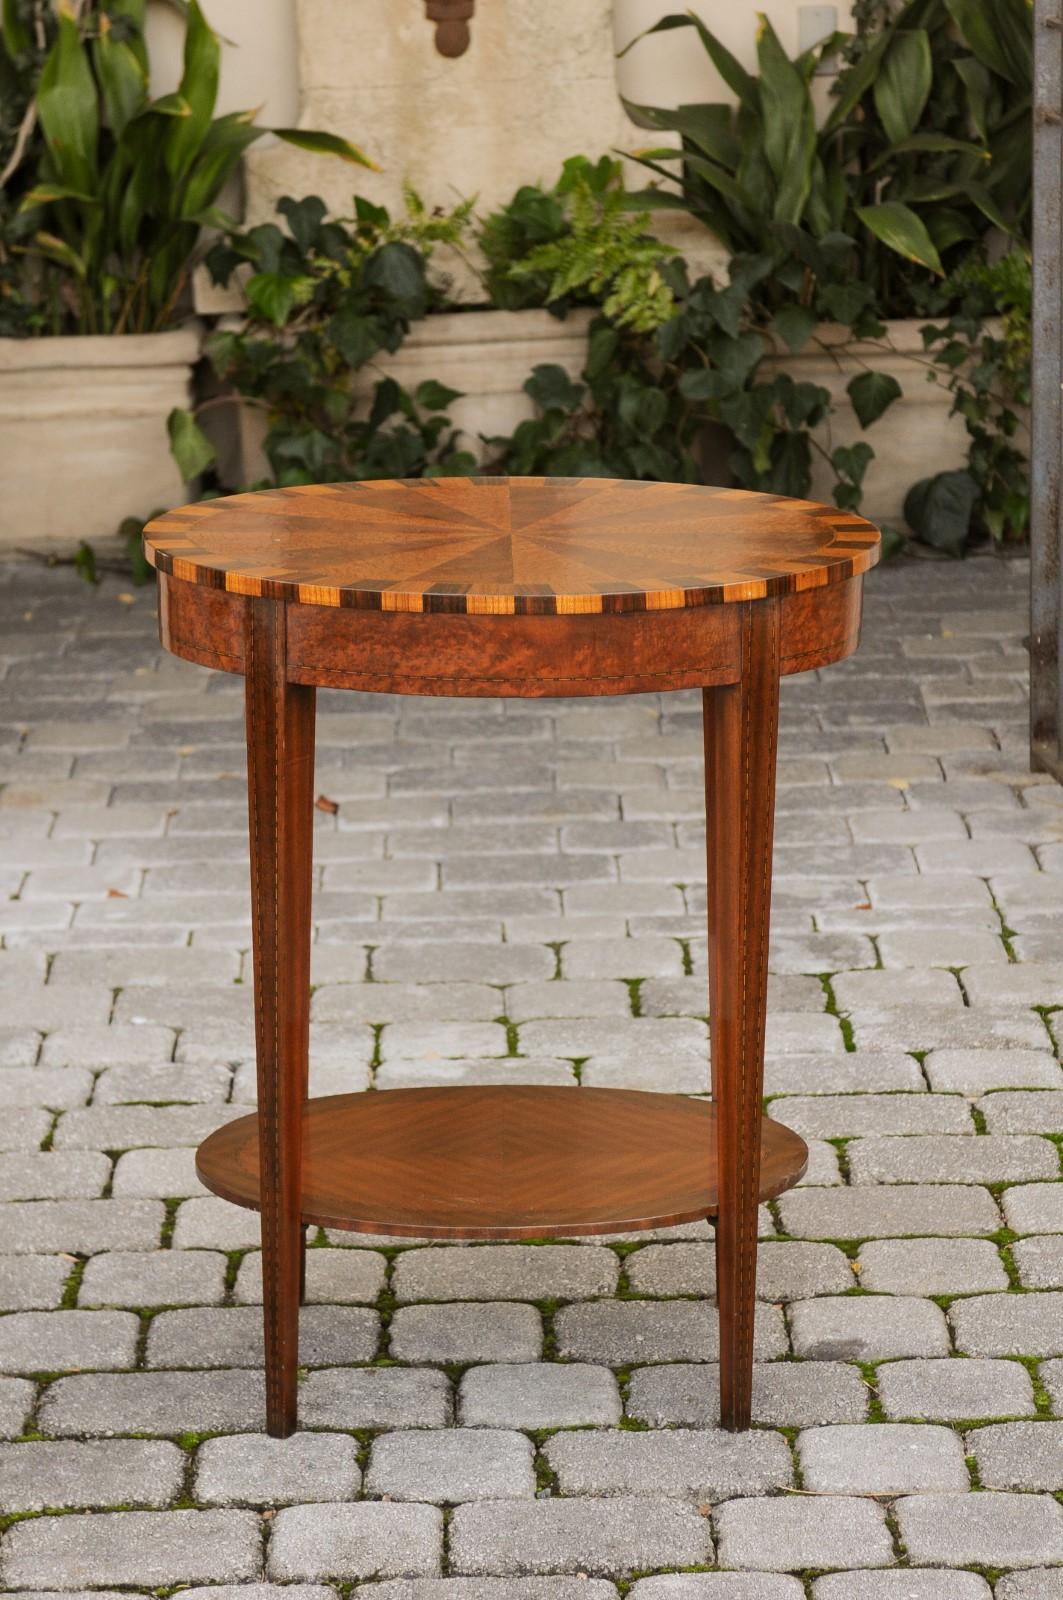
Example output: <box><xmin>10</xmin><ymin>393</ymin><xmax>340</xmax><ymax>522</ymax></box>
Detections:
<box><xmin>906</xmin><ymin>250</ymin><xmax>1031</xmax><ymax>554</ymax></box>
<box><xmin>8</xmin><ymin>0</ymin><xmax>373</xmax><ymax>336</ymax></box>
<box><xmin>623</xmin><ymin>0</ymin><xmax>1031</xmax><ymax>315</ymax></box>
<box><xmin>478</xmin><ymin>156</ymin><xmax>678</xmax><ymax>333</ymax></box>
<box><xmin>171</xmin><ymin>190</ymin><xmax>477</xmax><ymax>487</ymax></box>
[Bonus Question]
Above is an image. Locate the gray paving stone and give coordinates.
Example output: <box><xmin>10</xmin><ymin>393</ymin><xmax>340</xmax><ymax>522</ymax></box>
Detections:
<box><xmin>268</xmin><ymin>1502</ymin><xmax>442</xmax><ymax>1579</ymax></box>
<box><xmin>41</xmin><ymin>1024</ymin><xmax>175</xmax><ymax>1067</ymax></box>
<box><xmin>1</xmin><ymin>1508</ymin><xmax>263</xmax><ymax>1586</ymax></box>
<box><xmin>172</xmin><ymin>1196</ymin><xmax>264</xmax><ymax>1249</ymax></box>
<box><xmin>790</xmin><ymin>1296</ymin><xmax>950</xmax><ymax>1360</ymax></box>
<box><xmin>0</xmin><ymin>1066</ymin><xmax>93</xmax><ymax>1108</ymax></box>
<box><xmin>1012</xmin><ymin>1234</ymin><xmax>1063</xmax><ymax>1287</ymax></box>
<box><xmin>389</xmin><ymin>1303</ymin><xmax>541</xmax><ymax>1364</ymax></box>
<box><xmin>375</xmin><ymin>1057</ymin><xmax>577</xmax><ymax>1089</ymax></box>
<box><xmin>94</xmin><ymin>1059</ymin><xmax>232</xmax><ymax>1105</ymax></box>
<box><xmin>951</xmin><ymin>1292</ymin><xmax>1063</xmax><ymax>1357</ymax></box>
<box><xmin>0</xmin><ymin>1110</ymin><xmax>50</xmax><ymax>1153</ymax></box>
<box><xmin>773</xmin><ymin>1094</ymin><xmax>972</xmax><ymax>1138</ymax></box>
<box><xmin>797</xmin><ymin>1422</ymin><xmax>969</xmax><ymax>1493</ymax></box>
<box><xmin>966</xmin><ymin>1420</ymin><xmax>1063</xmax><ymax>1489</ymax></box>
<box><xmin>194</xmin><ymin>1432</ymin><xmax>362</xmax><ymax>1505</ymax></box>
<box><xmin>458</xmin><ymin>1362</ymin><xmax>621</xmax><ymax>1428</ymax></box>
<box><xmin>625</xmin><ymin>1241</ymin><xmax>853</xmax><ymax>1300</ymax></box>
<box><xmin>877</xmin><ymin>1358</ymin><xmax>1036</xmax><ymax>1420</ymax></box>
<box><xmin>894</xmin><ymin>1490</ymin><xmax>1063</xmax><ymax>1567</ymax></box>
<box><xmin>981</xmin><ymin>1089</ymin><xmax>1063</xmax><ymax>1132</ymax></box>
<box><xmin>300</xmin><ymin>1366</ymin><xmax>452</xmax><ymax>1430</ymax></box>
<box><xmin>449</xmin><ymin>1497</ymin><xmax>713</xmax><ymax>1577</ymax></box>
<box><xmin>995</xmin><ymin>1573</ymin><xmax>1063</xmax><ymax>1599</ymax></box>
<box><xmin>366</xmin><ymin>1429</ymin><xmax>535</xmax><ymax>1502</ymax></box>
<box><xmin>849</xmin><ymin>1134</ymin><xmax>1058</xmax><ymax>1185</ymax></box>
<box><xmin>0</xmin><ymin>1309</ymin><xmax>139</xmax><ymax>1373</ymax></box>
<box><xmin>778</xmin><ymin>1185</ymin><xmax>1000</xmax><ymax>1239</ymax></box>
<box><xmin>832</xmin><ymin>968</ymin><xmax>964</xmax><ymax>1013</ymax></box>
<box><xmin>155</xmin><ymin>1589</ymin><xmax>337</xmax><ymax>1600</ymax></box>
<box><xmin>502</xmin><ymin>980</ymin><xmax>632</xmax><ymax>1021</ymax></box>
<box><xmin>714</xmin><ymin>1494</ymin><xmax>894</xmax><ymax>1571</ymax></box>
<box><xmin>812</xmin><ymin>1576</ymin><xmax>991</xmax><ymax>1600</ymax></box>
<box><xmin>1043</xmin><ymin>1358</ymin><xmax>1063</xmax><ymax>1417</ymax></box>
<box><xmin>37</xmin><ymin>1368</ymin><xmax>266</xmax><ymax>1436</ymax></box>
<box><xmin>1002</xmin><ymin>1183</ymin><xmax>1063</xmax><ymax>1233</ymax></box>
<box><xmin>923</xmin><ymin>1049</ymin><xmax>1063</xmax><ymax>1092</ymax></box>
<box><xmin>964</xmin><ymin>961</ymin><xmax>1063</xmax><ymax>1006</ymax></box>
<box><xmin>0</xmin><ymin>1376</ymin><xmax>34</xmax><ymax>1440</ymax></box>
<box><xmin>631</xmin><ymin>1580</ymin><xmax>804</xmax><ymax>1600</ymax></box>
<box><xmin>626</xmin><ymin>1361</ymin><xmax>868</xmax><ymax>1427</ymax></box>
<box><xmin>0</xmin><ymin>1151</ymin><xmax>110</xmax><ymax>1201</ymax></box>
<box><xmin>80</xmin><ymin>1249</ymin><xmax>227</xmax><ymax>1307</ymax></box>
<box><xmin>146</xmin><ymin>1304</ymin><xmax>380</xmax><ymax>1368</ymax></box>
<box><xmin>764</xmin><ymin>1052</ymin><xmax>925</xmax><ymax>1095</ymax></box>
<box><xmin>0</xmin><ymin>1255</ymin><xmax>69</xmax><ymax>1311</ymax></box>
<box><xmin>0</xmin><ymin>1437</ymin><xmax>184</xmax><ymax>1511</ymax></box>
<box><xmin>235</xmin><ymin>1247</ymin><xmax>386</xmax><ymax>1304</ymax></box>
<box><xmin>849</xmin><ymin>1006</ymin><xmax>1050</xmax><ymax>1052</ymax></box>
<box><xmin>374</xmin><ymin>943</ymin><xmax>553</xmax><ymax>984</ymax></box>
<box><xmin>545</xmin><ymin>1426</ymin><xmax>792</xmax><ymax>1499</ymax></box>
<box><xmin>857</xmin><ymin>1238</ymin><xmax>1008</xmax><ymax>1294</ymax></box>
<box><xmin>392</xmin><ymin>1245</ymin><xmax>618</xmax><ymax>1302</ymax></box>
<box><xmin>556</xmin><ymin>1299</ymin><xmax>787</xmax><ymax>1363</ymax></box>
<box><xmin>363</xmin><ymin>1584</ymin><xmax>618</xmax><ymax>1599</ymax></box>
<box><xmin>53</xmin><ymin>1103</ymin><xmax>243</xmax><ymax>1150</ymax></box>
<box><xmin>111</xmin><ymin>1146</ymin><xmax>207</xmax><ymax>1197</ymax></box>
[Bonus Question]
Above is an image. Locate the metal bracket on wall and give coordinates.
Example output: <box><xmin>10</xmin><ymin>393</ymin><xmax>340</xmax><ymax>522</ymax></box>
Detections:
<box><xmin>426</xmin><ymin>0</ymin><xmax>475</xmax><ymax>57</ymax></box>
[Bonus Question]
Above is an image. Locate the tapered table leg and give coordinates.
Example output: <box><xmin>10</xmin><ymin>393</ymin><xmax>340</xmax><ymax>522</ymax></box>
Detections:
<box><xmin>703</xmin><ymin>598</ymin><xmax>781</xmax><ymax>1431</ymax></box>
<box><xmin>245</xmin><ymin>598</ymin><xmax>316</xmax><ymax>1437</ymax></box>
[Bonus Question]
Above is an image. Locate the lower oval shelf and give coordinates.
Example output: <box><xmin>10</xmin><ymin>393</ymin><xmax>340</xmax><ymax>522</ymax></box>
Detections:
<box><xmin>197</xmin><ymin>1085</ymin><xmax>809</xmax><ymax>1240</ymax></box>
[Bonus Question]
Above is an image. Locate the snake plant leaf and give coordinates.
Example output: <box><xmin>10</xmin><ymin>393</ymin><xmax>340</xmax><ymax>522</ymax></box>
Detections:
<box><xmin>93</xmin><ymin>20</ymin><xmax>149</xmax><ymax>140</ymax></box>
<box><xmin>273</xmin><ymin>129</ymin><xmax>378</xmax><ymax>170</ymax></box>
<box><xmin>32</xmin><ymin>230</ymin><xmax>88</xmax><ymax>276</ymax></box>
<box><xmin>1</xmin><ymin>0</ymin><xmax>29</xmax><ymax>58</ymax></box>
<box><xmin>874</xmin><ymin>29</ymin><xmax>932</xmax><ymax>146</ymax></box>
<box><xmin>20</xmin><ymin>183</ymin><xmax>99</xmax><ymax>209</ymax></box>
<box><xmin>37</xmin><ymin>11</ymin><xmax>99</xmax><ymax>195</ymax></box>
<box><xmin>164</xmin><ymin>0</ymin><xmax>220</xmax><ymax>185</ymax></box>
<box><xmin>952</xmin><ymin>56</ymin><xmax>992</xmax><ymax>143</ymax></box>
<box><xmin>945</xmin><ymin>0</ymin><xmax>1032</xmax><ymax>90</ymax></box>
<box><xmin>146</xmin><ymin>92</ymin><xmax>192</xmax><ymax>116</ymax></box>
<box><xmin>168</xmin><ymin>407</ymin><xmax>217</xmax><ymax>480</ymax></box>
<box><xmin>756</xmin><ymin>15</ymin><xmax>815</xmax><ymax>225</ymax></box>
<box><xmin>856</xmin><ymin>201</ymin><xmax>943</xmax><ymax>274</ymax></box>
<box><xmin>619</xmin><ymin>11</ymin><xmax>758</xmax><ymax>111</ymax></box>
<box><xmin>867</xmin><ymin>132</ymin><xmax>989</xmax><ymax>172</ymax></box>
<box><xmin>822</xmin><ymin>30</ymin><xmax>890</xmax><ymax>133</ymax></box>
<box><xmin>622</xmin><ymin>99</ymin><xmax>740</xmax><ymax>169</ymax></box>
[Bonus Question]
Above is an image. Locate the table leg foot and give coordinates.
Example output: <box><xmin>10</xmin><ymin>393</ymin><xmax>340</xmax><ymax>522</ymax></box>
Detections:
<box><xmin>246</xmin><ymin>598</ymin><xmax>316</xmax><ymax>1437</ymax></box>
<box><xmin>703</xmin><ymin>600</ymin><xmax>780</xmax><ymax>1432</ymax></box>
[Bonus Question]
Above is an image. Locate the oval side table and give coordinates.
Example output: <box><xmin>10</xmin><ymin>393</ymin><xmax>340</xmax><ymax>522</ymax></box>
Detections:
<box><xmin>144</xmin><ymin>475</ymin><xmax>880</xmax><ymax>1437</ymax></box>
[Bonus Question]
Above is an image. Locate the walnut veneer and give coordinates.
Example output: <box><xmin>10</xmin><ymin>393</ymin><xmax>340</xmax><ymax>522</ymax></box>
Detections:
<box><xmin>145</xmin><ymin>474</ymin><xmax>880</xmax><ymax>1437</ymax></box>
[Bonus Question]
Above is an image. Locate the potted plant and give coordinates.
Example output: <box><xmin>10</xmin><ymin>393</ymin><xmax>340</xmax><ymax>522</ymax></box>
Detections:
<box><xmin>0</xmin><ymin>0</ymin><xmax>371</xmax><ymax>549</ymax></box>
<box><xmin>619</xmin><ymin>0</ymin><xmax>1031</xmax><ymax>536</ymax></box>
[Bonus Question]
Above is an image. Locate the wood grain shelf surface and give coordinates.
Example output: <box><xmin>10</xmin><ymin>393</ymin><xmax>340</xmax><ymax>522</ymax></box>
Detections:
<box><xmin>195</xmin><ymin>1084</ymin><xmax>809</xmax><ymax>1240</ymax></box>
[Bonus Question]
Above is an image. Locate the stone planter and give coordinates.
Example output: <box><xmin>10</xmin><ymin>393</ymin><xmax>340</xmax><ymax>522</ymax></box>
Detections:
<box><xmin>219</xmin><ymin>306</ymin><xmax>596</xmax><ymax>487</ymax></box>
<box><xmin>766</xmin><ymin>319</ymin><xmax>976</xmax><ymax>530</ymax></box>
<box><xmin>0</xmin><ymin>329</ymin><xmax>201</xmax><ymax>549</ymax></box>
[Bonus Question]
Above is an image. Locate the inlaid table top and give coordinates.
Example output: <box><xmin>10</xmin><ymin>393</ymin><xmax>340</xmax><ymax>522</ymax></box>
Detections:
<box><xmin>144</xmin><ymin>476</ymin><xmax>880</xmax><ymax>616</ymax></box>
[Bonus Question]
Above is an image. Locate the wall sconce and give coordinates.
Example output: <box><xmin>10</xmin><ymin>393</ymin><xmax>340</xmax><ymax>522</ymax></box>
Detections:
<box><xmin>426</xmin><ymin>0</ymin><xmax>475</xmax><ymax>57</ymax></box>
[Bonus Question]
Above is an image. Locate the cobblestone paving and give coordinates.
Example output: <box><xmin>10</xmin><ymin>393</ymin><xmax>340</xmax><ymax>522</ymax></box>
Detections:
<box><xmin>0</xmin><ymin>549</ymin><xmax>1060</xmax><ymax>1596</ymax></box>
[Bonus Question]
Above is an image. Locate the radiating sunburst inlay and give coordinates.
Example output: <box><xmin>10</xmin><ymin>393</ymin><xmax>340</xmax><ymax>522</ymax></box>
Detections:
<box><xmin>144</xmin><ymin>476</ymin><xmax>880</xmax><ymax>616</ymax></box>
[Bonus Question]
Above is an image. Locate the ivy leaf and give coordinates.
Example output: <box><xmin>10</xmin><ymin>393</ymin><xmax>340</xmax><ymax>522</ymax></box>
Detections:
<box><xmin>74</xmin><ymin>541</ymin><xmax>99</xmax><ymax>586</ymax></box>
<box><xmin>678</xmin><ymin>367</ymin><xmax>738</xmax><ymax>402</ymax></box>
<box><xmin>904</xmin><ymin>469</ymin><xmax>980</xmax><ymax>557</ymax></box>
<box><xmin>524</xmin><ymin>364</ymin><xmax>585</xmax><ymax>414</ymax></box>
<box><xmin>167</xmin><ymin>408</ymin><xmax>217</xmax><ymax>480</ymax></box>
<box><xmin>847</xmin><ymin>370</ymin><xmax>903</xmax><ymax>429</ymax></box>
<box><xmin>364</xmin><ymin>242</ymin><xmax>427</xmax><ymax>310</ymax></box>
<box><xmin>245</xmin><ymin>271</ymin><xmax>297</xmax><ymax>326</ymax></box>
<box><xmin>415</xmin><ymin>380</ymin><xmax>463</xmax><ymax>413</ymax></box>
<box><xmin>328</xmin><ymin>307</ymin><xmax>381</xmax><ymax>369</ymax></box>
<box><xmin>278</xmin><ymin>195</ymin><xmax>327</xmax><ymax>254</ymax></box>
<box><xmin>833</xmin><ymin>441</ymin><xmax>874</xmax><ymax>487</ymax></box>
<box><xmin>771</xmin><ymin>305</ymin><xmax>816</xmax><ymax>353</ymax></box>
